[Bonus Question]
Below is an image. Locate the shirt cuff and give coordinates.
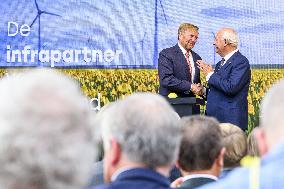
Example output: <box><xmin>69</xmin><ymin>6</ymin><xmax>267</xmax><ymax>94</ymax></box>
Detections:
<box><xmin>206</xmin><ymin>72</ymin><xmax>214</xmax><ymax>81</ymax></box>
<box><xmin>203</xmin><ymin>87</ymin><xmax>206</xmax><ymax>95</ymax></box>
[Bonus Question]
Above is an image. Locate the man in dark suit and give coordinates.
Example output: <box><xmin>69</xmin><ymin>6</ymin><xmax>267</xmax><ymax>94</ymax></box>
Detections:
<box><xmin>197</xmin><ymin>28</ymin><xmax>251</xmax><ymax>130</ymax></box>
<box><xmin>92</xmin><ymin>93</ymin><xmax>181</xmax><ymax>189</ymax></box>
<box><xmin>173</xmin><ymin>116</ymin><xmax>225</xmax><ymax>189</ymax></box>
<box><xmin>158</xmin><ymin>23</ymin><xmax>203</xmax><ymax>97</ymax></box>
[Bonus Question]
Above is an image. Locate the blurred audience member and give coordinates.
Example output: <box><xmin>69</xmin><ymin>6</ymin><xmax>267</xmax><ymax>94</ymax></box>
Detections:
<box><xmin>219</xmin><ymin>123</ymin><xmax>247</xmax><ymax>178</ymax></box>
<box><xmin>199</xmin><ymin>79</ymin><xmax>284</xmax><ymax>188</ymax></box>
<box><xmin>175</xmin><ymin>115</ymin><xmax>225</xmax><ymax>189</ymax></box>
<box><xmin>0</xmin><ymin>69</ymin><xmax>96</xmax><ymax>189</ymax></box>
<box><xmin>247</xmin><ymin>128</ymin><xmax>260</xmax><ymax>157</ymax></box>
<box><xmin>87</xmin><ymin>103</ymin><xmax>116</xmax><ymax>188</ymax></box>
<box><xmin>92</xmin><ymin>93</ymin><xmax>181</xmax><ymax>189</ymax></box>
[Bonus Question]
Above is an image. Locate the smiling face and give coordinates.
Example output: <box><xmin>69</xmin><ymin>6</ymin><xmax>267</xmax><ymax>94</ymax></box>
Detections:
<box><xmin>213</xmin><ymin>30</ymin><xmax>226</xmax><ymax>57</ymax></box>
<box><xmin>179</xmin><ymin>29</ymin><xmax>199</xmax><ymax>51</ymax></box>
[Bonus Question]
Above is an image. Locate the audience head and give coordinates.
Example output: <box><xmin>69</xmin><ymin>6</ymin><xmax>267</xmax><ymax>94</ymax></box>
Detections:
<box><xmin>178</xmin><ymin>23</ymin><xmax>199</xmax><ymax>51</ymax></box>
<box><xmin>93</xmin><ymin>102</ymin><xmax>117</xmax><ymax>162</ymax></box>
<box><xmin>98</xmin><ymin>93</ymin><xmax>181</xmax><ymax>182</ymax></box>
<box><xmin>247</xmin><ymin>129</ymin><xmax>260</xmax><ymax>157</ymax></box>
<box><xmin>219</xmin><ymin>123</ymin><xmax>247</xmax><ymax>168</ymax></box>
<box><xmin>255</xmin><ymin>79</ymin><xmax>284</xmax><ymax>156</ymax></box>
<box><xmin>177</xmin><ymin>115</ymin><xmax>225</xmax><ymax>177</ymax></box>
<box><xmin>0</xmin><ymin>69</ymin><xmax>96</xmax><ymax>189</ymax></box>
<box><xmin>214</xmin><ymin>28</ymin><xmax>239</xmax><ymax>57</ymax></box>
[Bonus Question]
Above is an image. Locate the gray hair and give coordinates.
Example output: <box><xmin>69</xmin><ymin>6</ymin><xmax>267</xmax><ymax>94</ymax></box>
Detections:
<box><xmin>221</xmin><ymin>28</ymin><xmax>239</xmax><ymax>47</ymax></box>
<box><xmin>0</xmin><ymin>69</ymin><xmax>96</xmax><ymax>189</ymax></box>
<box><xmin>219</xmin><ymin>123</ymin><xmax>247</xmax><ymax>168</ymax></box>
<box><xmin>260</xmin><ymin>79</ymin><xmax>284</xmax><ymax>145</ymax></box>
<box><xmin>247</xmin><ymin>129</ymin><xmax>260</xmax><ymax>157</ymax></box>
<box><xmin>99</xmin><ymin>93</ymin><xmax>181</xmax><ymax>168</ymax></box>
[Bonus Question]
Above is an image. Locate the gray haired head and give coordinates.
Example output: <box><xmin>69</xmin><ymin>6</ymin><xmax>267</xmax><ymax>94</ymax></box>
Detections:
<box><xmin>100</xmin><ymin>92</ymin><xmax>181</xmax><ymax>168</ymax></box>
<box><xmin>221</xmin><ymin>28</ymin><xmax>239</xmax><ymax>47</ymax></box>
<box><xmin>0</xmin><ymin>69</ymin><xmax>96</xmax><ymax>189</ymax></box>
<box><xmin>260</xmin><ymin>79</ymin><xmax>284</xmax><ymax>146</ymax></box>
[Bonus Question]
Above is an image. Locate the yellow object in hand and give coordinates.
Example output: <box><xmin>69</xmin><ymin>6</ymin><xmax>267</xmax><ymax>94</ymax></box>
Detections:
<box><xmin>168</xmin><ymin>93</ymin><xmax>177</xmax><ymax>98</ymax></box>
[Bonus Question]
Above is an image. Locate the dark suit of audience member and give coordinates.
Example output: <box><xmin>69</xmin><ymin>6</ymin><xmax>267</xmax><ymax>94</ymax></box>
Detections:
<box><xmin>95</xmin><ymin>168</ymin><xmax>171</xmax><ymax>189</ymax></box>
<box><xmin>179</xmin><ymin>177</ymin><xmax>216</xmax><ymax>189</ymax></box>
<box><xmin>88</xmin><ymin>161</ymin><xmax>183</xmax><ymax>187</ymax></box>
<box><xmin>158</xmin><ymin>23</ymin><xmax>202</xmax><ymax>97</ymax></box>
<box><xmin>169</xmin><ymin>165</ymin><xmax>182</xmax><ymax>182</ymax></box>
<box><xmin>197</xmin><ymin>28</ymin><xmax>251</xmax><ymax>130</ymax></box>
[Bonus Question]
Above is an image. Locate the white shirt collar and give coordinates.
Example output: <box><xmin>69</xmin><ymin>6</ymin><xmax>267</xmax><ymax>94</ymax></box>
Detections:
<box><xmin>223</xmin><ymin>49</ymin><xmax>238</xmax><ymax>62</ymax></box>
<box><xmin>178</xmin><ymin>42</ymin><xmax>188</xmax><ymax>55</ymax></box>
<box><xmin>182</xmin><ymin>174</ymin><xmax>218</xmax><ymax>182</ymax></box>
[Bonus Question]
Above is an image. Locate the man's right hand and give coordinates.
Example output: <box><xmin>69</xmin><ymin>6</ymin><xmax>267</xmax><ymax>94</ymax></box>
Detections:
<box><xmin>191</xmin><ymin>83</ymin><xmax>203</xmax><ymax>96</ymax></box>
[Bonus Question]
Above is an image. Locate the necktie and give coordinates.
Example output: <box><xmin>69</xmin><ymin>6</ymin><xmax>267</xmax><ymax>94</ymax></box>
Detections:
<box><xmin>220</xmin><ymin>58</ymin><xmax>225</xmax><ymax>67</ymax></box>
<box><xmin>216</xmin><ymin>58</ymin><xmax>225</xmax><ymax>72</ymax></box>
<box><xmin>185</xmin><ymin>52</ymin><xmax>192</xmax><ymax>76</ymax></box>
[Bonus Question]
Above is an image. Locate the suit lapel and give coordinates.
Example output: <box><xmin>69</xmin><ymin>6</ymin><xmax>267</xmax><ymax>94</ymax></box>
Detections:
<box><xmin>222</xmin><ymin>60</ymin><xmax>232</xmax><ymax>70</ymax></box>
<box><xmin>216</xmin><ymin>51</ymin><xmax>240</xmax><ymax>72</ymax></box>
<box><xmin>223</xmin><ymin>51</ymin><xmax>240</xmax><ymax>70</ymax></box>
<box><xmin>214</xmin><ymin>61</ymin><xmax>221</xmax><ymax>73</ymax></box>
<box><xmin>175</xmin><ymin>44</ymin><xmax>187</xmax><ymax>67</ymax></box>
<box><xmin>175</xmin><ymin>44</ymin><xmax>191</xmax><ymax>80</ymax></box>
<box><xmin>190</xmin><ymin>50</ymin><xmax>199</xmax><ymax>82</ymax></box>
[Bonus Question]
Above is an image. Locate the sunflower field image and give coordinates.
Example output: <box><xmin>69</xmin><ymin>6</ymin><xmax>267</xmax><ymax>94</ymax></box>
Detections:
<box><xmin>1</xmin><ymin>68</ymin><xmax>284</xmax><ymax>133</ymax></box>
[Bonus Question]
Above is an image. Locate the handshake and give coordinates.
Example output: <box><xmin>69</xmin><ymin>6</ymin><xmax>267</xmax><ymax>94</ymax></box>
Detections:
<box><xmin>191</xmin><ymin>83</ymin><xmax>204</xmax><ymax>96</ymax></box>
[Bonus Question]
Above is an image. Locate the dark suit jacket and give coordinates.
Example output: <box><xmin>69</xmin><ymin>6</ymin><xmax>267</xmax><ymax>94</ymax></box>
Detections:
<box><xmin>179</xmin><ymin>177</ymin><xmax>216</xmax><ymax>189</ymax></box>
<box><xmin>206</xmin><ymin>51</ymin><xmax>251</xmax><ymax>130</ymax></box>
<box><xmin>93</xmin><ymin>168</ymin><xmax>171</xmax><ymax>189</ymax></box>
<box><xmin>169</xmin><ymin>165</ymin><xmax>182</xmax><ymax>182</ymax></box>
<box><xmin>158</xmin><ymin>44</ymin><xmax>202</xmax><ymax>97</ymax></box>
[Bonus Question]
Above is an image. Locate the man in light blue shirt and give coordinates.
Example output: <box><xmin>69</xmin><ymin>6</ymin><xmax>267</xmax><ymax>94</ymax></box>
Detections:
<box><xmin>198</xmin><ymin>79</ymin><xmax>284</xmax><ymax>189</ymax></box>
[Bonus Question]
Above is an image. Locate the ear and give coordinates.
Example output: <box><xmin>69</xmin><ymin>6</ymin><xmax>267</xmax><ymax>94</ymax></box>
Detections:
<box><xmin>217</xmin><ymin>147</ymin><xmax>226</xmax><ymax>168</ymax></box>
<box><xmin>223</xmin><ymin>39</ymin><xmax>228</xmax><ymax>47</ymax></box>
<box><xmin>109</xmin><ymin>138</ymin><xmax>122</xmax><ymax>166</ymax></box>
<box><xmin>254</xmin><ymin>128</ymin><xmax>268</xmax><ymax>157</ymax></box>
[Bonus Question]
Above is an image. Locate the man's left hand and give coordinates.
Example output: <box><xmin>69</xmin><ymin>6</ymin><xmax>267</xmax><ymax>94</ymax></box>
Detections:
<box><xmin>196</xmin><ymin>60</ymin><xmax>214</xmax><ymax>76</ymax></box>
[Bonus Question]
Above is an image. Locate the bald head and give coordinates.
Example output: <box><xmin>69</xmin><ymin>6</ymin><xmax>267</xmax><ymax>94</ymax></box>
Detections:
<box><xmin>214</xmin><ymin>28</ymin><xmax>239</xmax><ymax>57</ymax></box>
<box><xmin>219</xmin><ymin>28</ymin><xmax>239</xmax><ymax>47</ymax></box>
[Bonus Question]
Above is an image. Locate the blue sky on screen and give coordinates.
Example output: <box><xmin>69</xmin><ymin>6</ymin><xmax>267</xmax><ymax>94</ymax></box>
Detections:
<box><xmin>0</xmin><ymin>0</ymin><xmax>283</xmax><ymax>67</ymax></box>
